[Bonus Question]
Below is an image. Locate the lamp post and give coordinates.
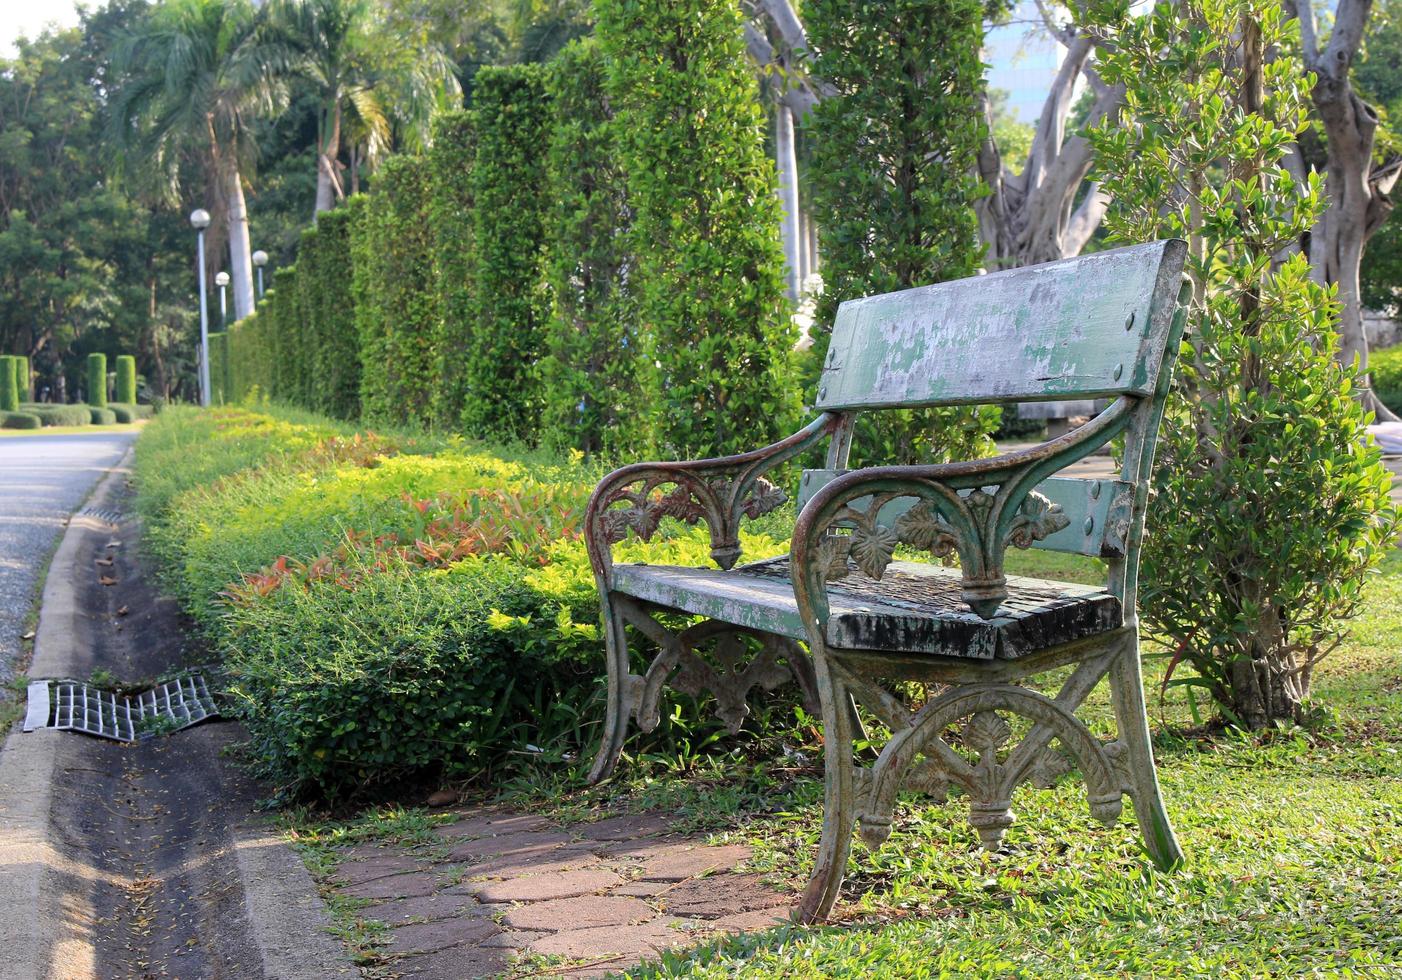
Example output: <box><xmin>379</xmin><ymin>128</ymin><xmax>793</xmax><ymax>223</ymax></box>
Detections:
<box><xmin>190</xmin><ymin>208</ymin><xmax>211</xmax><ymax>407</ymax></box>
<box><xmin>252</xmin><ymin>250</ymin><xmax>268</xmax><ymax>300</ymax></box>
<box><xmin>215</xmin><ymin>271</ymin><xmax>230</xmax><ymax>329</ymax></box>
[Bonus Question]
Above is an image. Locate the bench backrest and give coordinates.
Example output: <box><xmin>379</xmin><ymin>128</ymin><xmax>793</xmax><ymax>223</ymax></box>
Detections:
<box><xmin>814</xmin><ymin>240</ymin><xmax>1187</xmax><ymax>411</ymax></box>
<box><xmin>805</xmin><ymin>240</ymin><xmax>1189</xmax><ymax>561</ymax></box>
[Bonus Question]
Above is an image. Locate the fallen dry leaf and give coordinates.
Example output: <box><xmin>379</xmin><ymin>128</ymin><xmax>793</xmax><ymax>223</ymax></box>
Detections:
<box><xmin>116</xmin><ymin>606</ymin><xmax>129</xmax><ymax>617</ymax></box>
<box><xmin>99</xmin><ymin>575</ymin><xmax>118</xmax><ymax>587</ymax></box>
<box><xmin>426</xmin><ymin>788</ymin><xmax>459</xmax><ymax>807</ymax></box>
<box><xmin>21</xmin><ymin>630</ymin><xmax>35</xmax><ymax>640</ymax></box>
<box><xmin>105</xmin><ymin>540</ymin><xmax>121</xmax><ymax>549</ymax></box>
<box><xmin>96</xmin><ymin>557</ymin><xmax>114</xmax><ymax>567</ymax></box>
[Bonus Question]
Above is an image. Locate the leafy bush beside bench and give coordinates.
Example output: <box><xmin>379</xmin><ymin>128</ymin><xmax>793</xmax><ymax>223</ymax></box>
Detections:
<box><xmin>136</xmin><ymin>405</ymin><xmax>788</xmax><ymax>800</ymax></box>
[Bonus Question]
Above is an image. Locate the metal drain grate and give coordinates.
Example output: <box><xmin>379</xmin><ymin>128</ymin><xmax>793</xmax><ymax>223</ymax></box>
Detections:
<box><xmin>24</xmin><ymin>676</ymin><xmax>219</xmax><ymax>742</ymax></box>
<box><xmin>76</xmin><ymin>507</ymin><xmax>124</xmax><ymax>526</ymax></box>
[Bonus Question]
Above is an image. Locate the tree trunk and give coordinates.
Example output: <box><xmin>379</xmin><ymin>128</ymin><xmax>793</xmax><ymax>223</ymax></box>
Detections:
<box><xmin>315</xmin><ymin>100</ymin><xmax>344</xmax><ymax>215</ymax></box>
<box><xmin>225</xmin><ymin>165</ymin><xmax>257</xmax><ymax>320</ymax></box>
<box><xmin>315</xmin><ymin>153</ymin><xmax>338</xmax><ymax>213</ymax></box>
<box><xmin>775</xmin><ymin>102</ymin><xmax>802</xmax><ymax>303</ymax></box>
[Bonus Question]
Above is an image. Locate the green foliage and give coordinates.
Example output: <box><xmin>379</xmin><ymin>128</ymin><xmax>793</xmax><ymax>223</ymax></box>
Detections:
<box><xmin>26</xmin><ymin>404</ymin><xmax>91</xmax><ymax>426</ymax></box>
<box><xmin>0</xmin><ymin>411</ymin><xmax>41</xmax><ymax>429</ymax></box>
<box><xmin>207</xmin><ymin>333</ymin><xmax>230</xmax><ymax>404</ymax></box>
<box><xmin>270</xmin><ymin>262</ymin><xmax>309</xmax><ymax>406</ymax></box>
<box><xmin>86</xmin><ymin>352</ymin><xmax>107</xmax><ymax>407</ymax></box>
<box><xmin>1092</xmin><ymin>0</ymin><xmax>1398</xmax><ymax>727</ymax></box>
<box><xmin>88</xmin><ymin>406</ymin><xmax>116</xmax><ymax>425</ymax></box>
<box><xmin>229</xmin><ymin>307</ymin><xmax>277</xmax><ymax>401</ymax></box>
<box><xmin>803</xmin><ymin>0</ymin><xmax>997</xmax><ymax>466</ymax></box>
<box><xmin>597</xmin><ymin>0</ymin><xmax>798</xmax><ymax>458</ymax></box>
<box><xmin>14</xmin><ymin>356</ymin><xmax>31</xmax><ymax>403</ymax></box>
<box><xmin>1367</xmin><ymin>342</ymin><xmax>1402</xmax><ymax>410</ymax></box>
<box><xmin>427</xmin><ymin>110</ymin><xmax>477</xmax><ymax>430</ymax></box>
<box><xmin>459</xmin><ymin>65</ymin><xmax>551</xmax><ymax>443</ymax></box>
<box><xmin>299</xmin><ymin>210</ymin><xmax>361</xmax><ymax>419</ymax></box>
<box><xmin>539</xmin><ymin>38</ymin><xmax>640</xmax><ymax>456</ymax></box>
<box><xmin>114</xmin><ymin>354</ymin><xmax>136</xmax><ymax>404</ymax></box>
<box><xmin>0</xmin><ymin>358</ymin><xmax>16</xmax><ymax>413</ymax></box>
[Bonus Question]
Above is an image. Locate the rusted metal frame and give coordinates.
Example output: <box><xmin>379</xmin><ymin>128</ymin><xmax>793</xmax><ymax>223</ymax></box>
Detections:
<box><xmin>823</xmin><ymin>629</ymin><xmax>1121</xmax><ymax>683</ymax></box>
<box><xmin>791</xmin><ymin>395</ymin><xmax>1138</xmax><ymax>626</ymax></box>
<box><xmin>612</xmin><ymin>595</ymin><xmax>820</xmax><ymax>737</ymax></box>
<box><xmin>585</xmin><ymin>413</ymin><xmax>843</xmax><ymax>581</ymax></box>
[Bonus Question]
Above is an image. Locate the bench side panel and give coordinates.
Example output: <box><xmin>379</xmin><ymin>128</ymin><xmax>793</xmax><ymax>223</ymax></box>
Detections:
<box><xmin>815</xmin><ymin>240</ymin><xmax>1188</xmax><ymax>410</ymax></box>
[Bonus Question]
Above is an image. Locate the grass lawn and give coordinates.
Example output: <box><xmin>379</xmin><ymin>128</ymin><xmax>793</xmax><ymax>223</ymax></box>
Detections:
<box><xmin>291</xmin><ymin>548</ymin><xmax>1402</xmax><ymax>978</ymax></box>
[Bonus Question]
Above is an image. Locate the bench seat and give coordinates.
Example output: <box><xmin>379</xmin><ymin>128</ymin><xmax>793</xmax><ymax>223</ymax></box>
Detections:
<box><xmin>612</xmin><ymin>557</ymin><xmax>1122</xmax><ymax>660</ymax></box>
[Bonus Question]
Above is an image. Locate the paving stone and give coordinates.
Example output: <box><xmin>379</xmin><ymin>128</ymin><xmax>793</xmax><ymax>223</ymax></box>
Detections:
<box><xmin>447</xmin><ymin>829</ymin><xmax>576</xmax><ymax>859</ymax></box>
<box><xmin>330</xmin><ymin>853</ymin><xmax>430</xmax><ymax>886</ymax></box>
<box><xmin>432</xmin><ymin>810</ymin><xmax>553</xmax><ymax>840</ymax></box>
<box><xmin>638</xmin><ymin>844</ymin><xmax>753</xmax><ymax>882</ymax></box>
<box><xmin>381</xmin><ymin>916</ymin><xmax>500</xmax><ymax>955</ymax></box>
<box><xmin>475</xmin><ymin>868</ymin><xmax>624</xmax><ymax>903</ymax></box>
<box><xmin>340</xmin><ymin>871</ymin><xmax>440</xmax><ymax>900</ymax></box>
<box><xmin>453</xmin><ymin>844</ymin><xmax>602</xmax><ymax>880</ymax></box>
<box><xmin>527</xmin><ymin>917</ymin><xmax>695</xmax><ymax>958</ymax></box>
<box><xmin>502</xmin><ymin>895</ymin><xmax>658</xmax><ymax>932</ymax></box>
<box><xmin>341</xmin><ymin>841</ymin><xmax>404</xmax><ymax>862</ymax></box>
<box><xmin>575</xmin><ymin>813</ymin><xmax>674</xmax><ymax>841</ymax></box>
<box><xmin>661</xmin><ymin>874</ymin><xmax>791</xmax><ymax>920</ymax></box>
<box><xmin>358</xmin><ymin>892</ymin><xmax>483</xmax><ymax>926</ymax></box>
<box><xmin>390</xmin><ymin>945</ymin><xmax>511</xmax><ymax>979</ymax></box>
<box><xmin>610</xmin><ymin>879</ymin><xmax>673</xmax><ymax>897</ymax></box>
<box><xmin>479</xmin><ymin>928</ymin><xmax>548</xmax><ymax>949</ymax></box>
<box><xmin>593</xmin><ymin>837</ymin><xmax>693</xmax><ymax>861</ymax></box>
<box><xmin>711</xmin><ymin>907</ymin><xmax>793</xmax><ymax>932</ymax></box>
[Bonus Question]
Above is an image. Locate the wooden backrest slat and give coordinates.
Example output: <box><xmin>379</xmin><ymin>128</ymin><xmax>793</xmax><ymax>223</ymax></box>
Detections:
<box><xmin>815</xmin><ymin>240</ymin><xmax>1188</xmax><ymax>411</ymax></box>
<box><xmin>796</xmin><ymin>470</ymin><xmax>1134</xmax><ymax>559</ymax></box>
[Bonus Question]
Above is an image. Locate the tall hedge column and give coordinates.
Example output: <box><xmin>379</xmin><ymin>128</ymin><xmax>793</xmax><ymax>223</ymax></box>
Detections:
<box><xmin>15</xmin><ymin>356</ymin><xmax>31</xmax><ymax>403</ymax></box>
<box><xmin>0</xmin><ymin>358</ymin><xmax>17</xmax><ymax>412</ymax></box>
<box><xmin>597</xmin><ymin>0</ymin><xmax>797</xmax><ymax>458</ymax></box>
<box><xmin>804</xmin><ymin>0</ymin><xmax>996</xmax><ymax>466</ymax></box>
<box><xmin>429</xmin><ymin>110</ymin><xmax>477</xmax><ymax>431</ymax></box>
<box><xmin>459</xmin><ymin>67</ymin><xmax>550</xmax><ymax>443</ymax></box>
<box><xmin>86</xmin><ymin>353</ymin><xmax>107</xmax><ymax>407</ymax></box>
<box><xmin>115</xmin><ymin>355</ymin><xmax>137</xmax><ymax>404</ymax></box>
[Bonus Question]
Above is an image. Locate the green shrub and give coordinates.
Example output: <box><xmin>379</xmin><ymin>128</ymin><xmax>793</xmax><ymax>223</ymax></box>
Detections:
<box><xmin>27</xmin><ymin>404</ymin><xmax>91</xmax><ymax>426</ymax></box>
<box><xmin>207</xmin><ymin>332</ymin><xmax>229</xmax><ymax>405</ymax></box>
<box><xmin>301</xmin><ymin>208</ymin><xmax>360</xmax><ymax>420</ymax></box>
<box><xmin>428</xmin><ymin>110</ymin><xmax>477</xmax><ymax>430</ymax></box>
<box><xmin>539</xmin><ymin>39</ymin><xmax>641</xmax><ymax>457</ymax></box>
<box><xmin>0</xmin><ymin>410</ymin><xmax>40</xmax><ymax>429</ymax></box>
<box><xmin>1368</xmin><ymin>344</ymin><xmax>1402</xmax><ymax>412</ymax></box>
<box><xmin>110</xmin><ymin>404</ymin><xmax>138</xmax><ymax>423</ymax></box>
<box><xmin>86</xmin><ymin>353</ymin><xmax>107</xmax><ymax>407</ymax></box>
<box><xmin>115</xmin><ymin>355</ymin><xmax>137</xmax><ymax>405</ymax></box>
<box><xmin>89</xmin><ymin>406</ymin><xmax>116</xmax><ymax>425</ymax></box>
<box><xmin>1093</xmin><ymin>0</ymin><xmax>1398</xmax><ymax>727</ymax></box>
<box><xmin>269</xmin><ymin>263</ymin><xmax>305</xmax><ymax>405</ymax></box>
<box><xmin>0</xmin><ymin>357</ymin><xmax>16</xmax><ymax>412</ymax></box>
<box><xmin>229</xmin><ymin>307</ymin><xmax>275</xmax><ymax>402</ymax></box>
<box><xmin>597</xmin><ymin>0</ymin><xmax>798</xmax><ymax>458</ymax></box>
<box><xmin>14</xmin><ymin>356</ymin><xmax>31</xmax><ymax>403</ymax></box>
<box><xmin>459</xmin><ymin>65</ymin><xmax>551</xmax><ymax>444</ymax></box>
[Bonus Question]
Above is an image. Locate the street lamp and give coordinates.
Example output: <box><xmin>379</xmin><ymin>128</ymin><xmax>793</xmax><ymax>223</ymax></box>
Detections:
<box><xmin>252</xmin><ymin>250</ymin><xmax>269</xmax><ymax>300</ymax></box>
<box><xmin>215</xmin><ymin>271</ymin><xmax>230</xmax><ymax>329</ymax></box>
<box><xmin>190</xmin><ymin>208</ymin><xmax>211</xmax><ymax>408</ymax></box>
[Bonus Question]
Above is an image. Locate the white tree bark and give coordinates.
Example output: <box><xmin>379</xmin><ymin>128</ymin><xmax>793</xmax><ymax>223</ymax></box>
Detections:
<box><xmin>775</xmin><ymin>102</ymin><xmax>803</xmax><ymax>302</ymax></box>
<box><xmin>1287</xmin><ymin>0</ymin><xmax>1402</xmax><ymax>418</ymax></box>
<box><xmin>225</xmin><ymin>166</ymin><xmax>257</xmax><ymax>320</ymax></box>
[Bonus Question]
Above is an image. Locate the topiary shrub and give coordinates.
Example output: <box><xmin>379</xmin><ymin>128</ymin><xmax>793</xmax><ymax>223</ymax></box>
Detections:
<box><xmin>27</xmin><ymin>404</ymin><xmax>92</xmax><ymax>426</ymax></box>
<box><xmin>89</xmin><ymin>406</ymin><xmax>116</xmax><ymax>425</ymax></box>
<box><xmin>115</xmin><ymin>355</ymin><xmax>137</xmax><ymax>405</ymax></box>
<box><xmin>301</xmin><ymin>208</ymin><xmax>360</xmax><ymax>420</ymax></box>
<box><xmin>110</xmin><ymin>404</ymin><xmax>139</xmax><ymax>423</ymax></box>
<box><xmin>1</xmin><ymin>411</ymin><xmax>41</xmax><ymax>429</ymax></box>
<box><xmin>429</xmin><ymin>110</ymin><xmax>476</xmax><ymax>431</ymax></box>
<box><xmin>86</xmin><ymin>353</ymin><xmax>108</xmax><ymax>408</ymax></box>
<box><xmin>804</xmin><ymin>0</ymin><xmax>998</xmax><ymax>466</ymax></box>
<box><xmin>597</xmin><ymin>0</ymin><xmax>798</xmax><ymax>458</ymax></box>
<box><xmin>460</xmin><ymin>65</ymin><xmax>551</xmax><ymax>444</ymax></box>
<box><xmin>1092</xmin><ymin>0</ymin><xmax>1398</xmax><ymax>728</ymax></box>
<box><xmin>14</xmin><ymin>356</ymin><xmax>31</xmax><ymax>403</ymax></box>
<box><xmin>539</xmin><ymin>38</ymin><xmax>641</xmax><ymax>457</ymax></box>
<box><xmin>0</xmin><ymin>357</ymin><xmax>16</xmax><ymax>412</ymax></box>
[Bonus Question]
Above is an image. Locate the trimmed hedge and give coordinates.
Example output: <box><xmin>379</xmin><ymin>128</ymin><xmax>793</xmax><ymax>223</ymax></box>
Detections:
<box><xmin>86</xmin><ymin>353</ymin><xmax>107</xmax><ymax>408</ymax></box>
<box><xmin>14</xmin><ymin>356</ymin><xmax>32</xmax><ymax>403</ymax></box>
<box><xmin>0</xmin><ymin>410</ymin><xmax>40</xmax><ymax>429</ymax></box>
<box><xmin>208</xmin><ymin>331</ymin><xmax>230</xmax><ymax>405</ymax></box>
<box><xmin>89</xmin><ymin>406</ymin><xmax>116</xmax><ymax>425</ymax></box>
<box><xmin>115</xmin><ymin>355</ymin><xmax>137</xmax><ymax>405</ymax></box>
<box><xmin>597</xmin><ymin>0</ymin><xmax>798</xmax><ymax>457</ymax></box>
<box><xmin>301</xmin><ymin>209</ymin><xmax>361</xmax><ymax>420</ymax></box>
<box><xmin>539</xmin><ymin>39</ymin><xmax>640</xmax><ymax>456</ymax></box>
<box><xmin>0</xmin><ymin>357</ymin><xmax>16</xmax><ymax>412</ymax></box>
<box><xmin>428</xmin><ymin>111</ymin><xmax>476</xmax><ymax>431</ymax></box>
<box><xmin>26</xmin><ymin>403</ymin><xmax>91</xmax><ymax>426</ymax></box>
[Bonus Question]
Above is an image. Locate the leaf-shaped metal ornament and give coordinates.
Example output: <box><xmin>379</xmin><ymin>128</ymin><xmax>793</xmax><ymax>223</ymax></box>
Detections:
<box><xmin>964</xmin><ymin>710</ymin><xmax>1012</xmax><ymax>759</ymax></box>
<box><xmin>849</xmin><ymin>523</ymin><xmax>899</xmax><ymax>580</ymax></box>
<box><xmin>894</xmin><ymin>501</ymin><xmax>960</xmax><ymax>557</ymax></box>
<box><xmin>815</xmin><ymin>535</ymin><xmax>853</xmax><ymax>581</ymax></box>
<box><xmin>1006</xmin><ymin>491</ymin><xmax>1070</xmax><ymax>549</ymax></box>
<box><xmin>740</xmin><ymin>477</ymin><xmax>788</xmax><ymax>518</ymax></box>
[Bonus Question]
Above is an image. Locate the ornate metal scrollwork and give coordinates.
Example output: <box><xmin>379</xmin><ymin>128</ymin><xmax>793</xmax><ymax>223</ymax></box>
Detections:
<box><xmin>597</xmin><ymin>473</ymin><xmax>787</xmax><ymax>570</ymax></box>
<box><xmin>616</xmin><ymin>599</ymin><xmax>819</xmax><ymax>735</ymax></box>
<box><xmin>855</xmin><ymin>684</ymin><xmax>1124</xmax><ymax>852</ymax></box>
<box><xmin>816</xmin><ymin>487</ymin><xmax>1070</xmax><ymax>617</ymax></box>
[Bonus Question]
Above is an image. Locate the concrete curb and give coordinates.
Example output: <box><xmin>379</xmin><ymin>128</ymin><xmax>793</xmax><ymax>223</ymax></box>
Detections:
<box><xmin>0</xmin><ymin>446</ymin><xmax>354</xmax><ymax>979</ymax></box>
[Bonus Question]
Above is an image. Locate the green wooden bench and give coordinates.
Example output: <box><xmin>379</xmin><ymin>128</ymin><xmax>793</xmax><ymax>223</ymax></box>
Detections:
<box><xmin>584</xmin><ymin>240</ymin><xmax>1191</xmax><ymax>922</ymax></box>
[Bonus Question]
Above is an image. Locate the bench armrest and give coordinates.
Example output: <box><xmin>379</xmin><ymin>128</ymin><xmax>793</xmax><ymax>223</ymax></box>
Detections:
<box><xmin>586</xmin><ymin>414</ymin><xmax>842</xmax><ymax>581</ymax></box>
<box><xmin>791</xmin><ymin>396</ymin><xmax>1138</xmax><ymax>623</ymax></box>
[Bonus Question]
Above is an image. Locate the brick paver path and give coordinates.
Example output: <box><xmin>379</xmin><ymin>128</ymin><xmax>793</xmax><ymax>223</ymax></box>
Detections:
<box><xmin>326</xmin><ymin>807</ymin><xmax>793</xmax><ymax>978</ymax></box>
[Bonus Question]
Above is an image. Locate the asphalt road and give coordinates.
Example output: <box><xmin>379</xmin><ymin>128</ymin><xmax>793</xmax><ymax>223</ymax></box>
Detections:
<box><xmin>0</xmin><ymin>431</ymin><xmax>136</xmax><ymax>686</ymax></box>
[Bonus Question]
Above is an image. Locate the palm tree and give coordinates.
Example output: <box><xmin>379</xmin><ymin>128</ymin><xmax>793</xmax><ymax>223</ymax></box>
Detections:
<box><xmin>267</xmin><ymin>0</ymin><xmax>459</xmax><ymax>214</ymax></box>
<box><xmin>109</xmin><ymin>0</ymin><xmax>289</xmax><ymax>319</ymax></box>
